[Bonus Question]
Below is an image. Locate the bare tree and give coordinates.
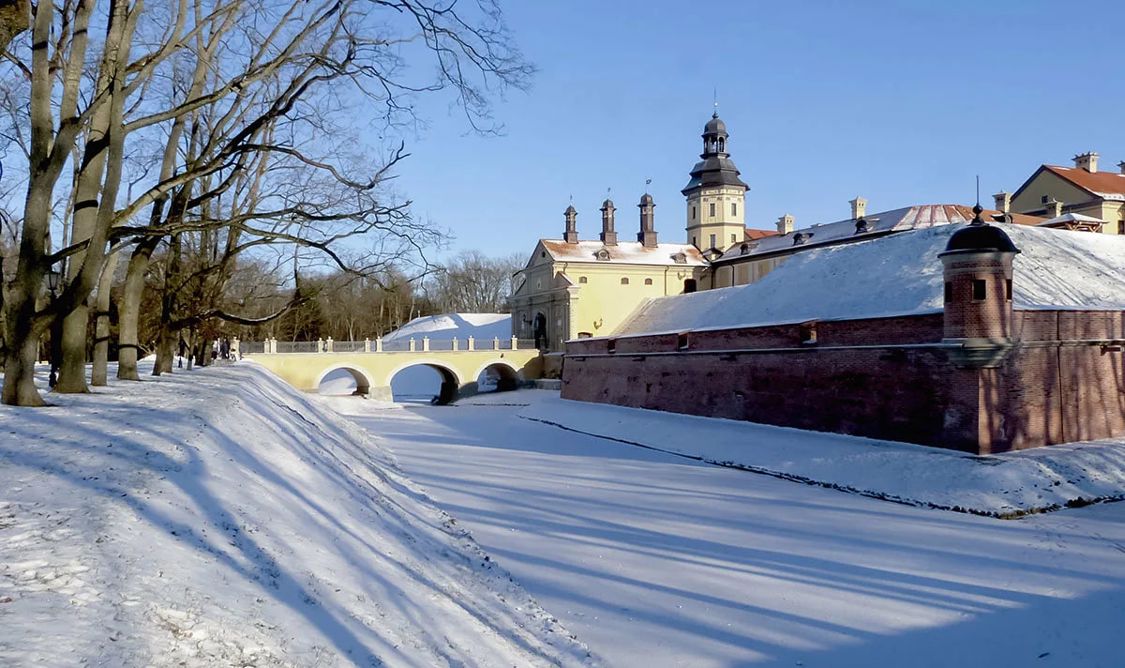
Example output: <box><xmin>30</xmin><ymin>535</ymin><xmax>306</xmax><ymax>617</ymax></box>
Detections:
<box><xmin>426</xmin><ymin>250</ymin><xmax>522</xmax><ymax>313</ymax></box>
<box><xmin>1</xmin><ymin>0</ymin><xmax>532</xmax><ymax>406</ymax></box>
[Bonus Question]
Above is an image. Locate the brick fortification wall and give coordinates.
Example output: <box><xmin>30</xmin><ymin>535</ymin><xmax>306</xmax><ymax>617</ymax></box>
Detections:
<box><xmin>561</xmin><ymin>311</ymin><xmax>1125</xmax><ymax>454</ymax></box>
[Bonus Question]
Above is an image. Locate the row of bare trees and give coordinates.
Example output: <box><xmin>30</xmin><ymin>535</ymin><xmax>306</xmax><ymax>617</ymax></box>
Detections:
<box><xmin>0</xmin><ymin>0</ymin><xmax>531</xmax><ymax>406</ymax></box>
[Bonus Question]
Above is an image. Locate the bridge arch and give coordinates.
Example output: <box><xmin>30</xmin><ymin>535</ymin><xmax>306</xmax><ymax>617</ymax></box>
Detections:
<box><xmin>315</xmin><ymin>364</ymin><xmax>373</xmax><ymax>396</ymax></box>
<box><xmin>387</xmin><ymin>359</ymin><xmax>462</xmax><ymax>405</ymax></box>
<box><xmin>471</xmin><ymin>359</ymin><xmax>523</xmax><ymax>393</ymax></box>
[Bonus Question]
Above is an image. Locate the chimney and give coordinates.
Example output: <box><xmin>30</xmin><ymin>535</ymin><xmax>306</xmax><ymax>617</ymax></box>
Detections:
<box><xmin>563</xmin><ymin>205</ymin><xmax>578</xmax><ymax>244</ymax></box>
<box><xmin>993</xmin><ymin>192</ymin><xmax>1011</xmax><ymax>214</ymax></box>
<box><xmin>1073</xmin><ymin>151</ymin><xmax>1099</xmax><ymax>173</ymax></box>
<box><xmin>1045</xmin><ymin>198</ymin><xmax>1063</xmax><ymax>218</ymax></box>
<box><xmin>600</xmin><ymin>199</ymin><xmax>617</xmax><ymax>246</ymax></box>
<box><xmin>850</xmin><ymin>196</ymin><xmax>867</xmax><ymax>220</ymax></box>
<box><xmin>776</xmin><ymin>213</ymin><xmax>795</xmax><ymax>235</ymax></box>
<box><xmin>1118</xmin><ymin>160</ymin><xmax>1125</xmax><ymax>175</ymax></box>
<box><xmin>637</xmin><ymin>194</ymin><xmax>657</xmax><ymax>248</ymax></box>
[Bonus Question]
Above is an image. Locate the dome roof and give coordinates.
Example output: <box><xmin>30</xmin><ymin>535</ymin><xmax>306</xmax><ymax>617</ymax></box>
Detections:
<box><xmin>941</xmin><ymin>221</ymin><xmax>1020</xmax><ymax>255</ymax></box>
<box><xmin>565</xmin><ymin>204</ymin><xmax>576</xmax><ymax>215</ymax></box>
<box><xmin>703</xmin><ymin>111</ymin><xmax>727</xmax><ymax>136</ymax></box>
<box><xmin>639</xmin><ymin>193</ymin><xmax>654</xmax><ymax>206</ymax></box>
<box><xmin>601</xmin><ymin>198</ymin><xmax>615</xmax><ymax>209</ymax></box>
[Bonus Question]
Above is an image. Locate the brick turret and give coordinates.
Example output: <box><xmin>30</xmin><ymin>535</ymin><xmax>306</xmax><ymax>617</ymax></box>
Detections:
<box><xmin>938</xmin><ymin>205</ymin><xmax>1021</xmax><ymax>367</ymax></box>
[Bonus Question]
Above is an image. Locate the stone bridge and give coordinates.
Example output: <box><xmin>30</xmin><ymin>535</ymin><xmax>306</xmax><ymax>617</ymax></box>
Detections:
<box><xmin>240</xmin><ymin>336</ymin><xmax>542</xmax><ymax>404</ymax></box>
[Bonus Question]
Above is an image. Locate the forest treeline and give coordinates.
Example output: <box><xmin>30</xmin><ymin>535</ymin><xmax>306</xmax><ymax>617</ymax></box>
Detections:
<box><xmin>0</xmin><ymin>0</ymin><xmax>531</xmax><ymax>405</ymax></box>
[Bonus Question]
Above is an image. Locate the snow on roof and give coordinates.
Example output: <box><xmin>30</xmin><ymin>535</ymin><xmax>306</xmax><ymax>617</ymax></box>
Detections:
<box><xmin>383</xmin><ymin>313</ymin><xmax>511</xmax><ymax>341</ymax></box>
<box><xmin>715</xmin><ymin>204</ymin><xmax>1043</xmax><ymax>262</ymax></box>
<box><xmin>1039</xmin><ymin>212</ymin><xmax>1104</xmax><ymax>226</ymax></box>
<box><xmin>540</xmin><ymin>239</ymin><xmax>708</xmax><ymax>266</ymax></box>
<box><xmin>612</xmin><ymin>224</ymin><xmax>1125</xmax><ymax>338</ymax></box>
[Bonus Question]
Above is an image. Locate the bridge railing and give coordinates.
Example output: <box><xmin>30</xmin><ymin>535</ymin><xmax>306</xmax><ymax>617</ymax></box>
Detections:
<box><xmin>242</xmin><ymin>336</ymin><xmax>540</xmax><ymax>354</ymax></box>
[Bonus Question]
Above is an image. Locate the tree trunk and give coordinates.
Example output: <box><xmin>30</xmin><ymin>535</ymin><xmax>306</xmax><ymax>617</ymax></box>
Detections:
<box><xmin>53</xmin><ymin>304</ymin><xmax>90</xmax><ymax>393</ymax></box>
<box><xmin>90</xmin><ymin>251</ymin><xmax>119</xmax><ymax>386</ymax></box>
<box><xmin>117</xmin><ymin>238</ymin><xmax>158</xmax><ymax>380</ymax></box>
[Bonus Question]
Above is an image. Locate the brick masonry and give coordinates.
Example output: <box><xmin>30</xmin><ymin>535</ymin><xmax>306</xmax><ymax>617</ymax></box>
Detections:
<box><xmin>562</xmin><ymin>310</ymin><xmax>1125</xmax><ymax>454</ymax></box>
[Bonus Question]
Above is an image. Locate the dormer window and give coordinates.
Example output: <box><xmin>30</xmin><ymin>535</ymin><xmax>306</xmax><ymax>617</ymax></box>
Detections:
<box><xmin>595</xmin><ymin>248</ymin><xmax>610</xmax><ymax>261</ymax></box>
<box><xmin>671</xmin><ymin>252</ymin><xmax>687</xmax><ymax>264</ymax></box>
<box><xmin>792</xmin><ymin>232</ymin><xmax>814</xmax><ymax>246</ymax></box>
<box><xmin>854</xmin><ymin>218</ymin><xmax>871</xmax><ymax>234</ymax></box>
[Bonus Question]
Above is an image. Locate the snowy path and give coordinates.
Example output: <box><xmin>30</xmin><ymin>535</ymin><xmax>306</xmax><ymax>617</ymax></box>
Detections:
<box><xmin>335</xmin><ymin>392</ymin><xmax>1125</xmax><ymax>667</ymax></box>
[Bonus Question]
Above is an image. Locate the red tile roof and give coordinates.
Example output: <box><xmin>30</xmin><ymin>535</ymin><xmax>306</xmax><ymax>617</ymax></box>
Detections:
<box><xmin>745</xmin><ymin>228</ymin><xmax>779</xmax><ymax>241</ymax></box>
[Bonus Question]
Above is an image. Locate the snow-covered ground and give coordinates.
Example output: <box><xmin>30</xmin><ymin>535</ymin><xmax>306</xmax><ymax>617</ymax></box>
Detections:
<box><xmin>382</xmin><ymin>313</ymin><xmax>511</xmax><ymax>342</ymax></box>
<box><xmin>334</xmin><ymin>390</ymin><xmax>1125</xmax><ymax>667</ymax></box>
<box><xmin>0</xmin><ymin>364</ymin><xmax>592</xmax><ymax>667</ymax></box>
<box><xmin>519</xmin><ymin>395</ymin><xmax>1125</xmax><ymax>517</ymax></box>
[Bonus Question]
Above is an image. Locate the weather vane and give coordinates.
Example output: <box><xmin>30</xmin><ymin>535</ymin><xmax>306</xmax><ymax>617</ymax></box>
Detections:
<box><xmin>645</xmin><ymin>178</ymin><xmax>652</xmax><ymax>193</ymax></box>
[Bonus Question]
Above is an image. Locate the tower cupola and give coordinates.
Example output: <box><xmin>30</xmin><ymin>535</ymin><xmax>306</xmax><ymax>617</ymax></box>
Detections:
<box><xmin>600</xmin><ymin>198</ymin><xmax>618</xmax><ymax>246</ymax></box>
<box><xmin>938</xmin><ymin>206</ymin><xmax>1021</xmax><ymax>368</ymax></box>
<box><xmin>563</xmin><ymin>204</ymin><xmax>578</xmax><ymax>244</ymax></box>
<box><xmin>682</xmin><ymin>110</ymin><xmax>749</xmax><ymax>250</ymax></box>
<box><xmin>638</xmin><ymin>193</ymin><xmax>657</xmax><ymax>248</ymax></box>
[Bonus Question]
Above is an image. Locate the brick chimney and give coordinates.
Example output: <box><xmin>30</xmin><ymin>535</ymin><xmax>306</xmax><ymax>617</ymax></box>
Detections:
<box><xmin>776</xmin><ymin>213</ymin><xmax>795</xmax><ymax>235</ymax></box>
<box><xmin>1074</xmin><ymin>151</ymin><xmax>1099</xmax><ymax>173</ymax></box>
<box><xmin>637</xmin><ymin>193</ymin><xmax>657</xmax><ymax>248</ymax></box>
<box><xmin>850</xmin><ymin>196</ymin><xmax>867</xmax><ymax>220</ymax></box>
<box><xmin>1045</xmin><ymin>199</ymin><xmax>1063</xmax><ymax>218</ymax></box>
<box><xmin>993</xmin><ymin>192</ymin><xmax>1011</xmax><ymax>214</ymax></box>
<box><xmin>563</xmin><ymin>204</ymin><xmax>578</xmax><ymax>244</ymax></box>
<box><xmin>600</xmin><ymin>199</ymin><xmax>617</xmax><ymax>246</ymax></box>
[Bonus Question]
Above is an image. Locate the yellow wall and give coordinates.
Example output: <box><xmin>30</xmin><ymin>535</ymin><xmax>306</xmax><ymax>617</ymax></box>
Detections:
<box><xmin>686</xmin><ymin>185</ymin><xmax>746</xmax><ymax>249</ymax></box>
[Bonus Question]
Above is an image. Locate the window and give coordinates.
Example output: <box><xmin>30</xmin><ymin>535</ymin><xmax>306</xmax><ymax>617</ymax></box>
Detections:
<box><xmin>730</xmin><ymin>233</ymin><xmax>737</xmax><ymax>244</ymax></box>
<box><xmin>595</xmin><ymin>249</ymin><xmax>610</xmax><ymax>261</ymax></box>
<box><xmin>1119</xmin><ymin>219</ymin><xmax>1124</xmax><ymax>235</ymax></box>
<box><xmin>691</xmin><ymin>236</ymin><xmax>697</xmax><ymax>247</ymax></box>
<box><xmin>692</xmin><ymin>206</ymin><xmax>696</xmax><ymax>220</ymax></box>
<box><xmin>578</xmin><ymin>276</ymin><xmax>588</xmax><ymax>284</ymax></box>
<box><xmin>732</xmin><ymin>202</ymin><xmax>737</xmax><ymax>216</ymax></box>
<box><xmin>672</xmin><ymin>252</ymin><xmax>687</xmax><ymax>264</ymax></box>
<box><xmin>944</xmin><ymin>281</ymin><xmax>953</xmax><ymax>303</ymax></box>
<box><xmin>1005</xmin><ymin>279</ymin><xmax>1013</xmax><ymax>301</ymax></box>
<box><xmin>972</xmin><ymin>279</ymin><xmax>987</xmax><ymax>301</ymax></box>
<box><xmin>607</xmin><ymin>339</ymin><xmax>617</xmax><ymax>354</ymax></box>
<box><xmin>677</xmin><ymin>333</ymin><xmax>690</xmax><ymax>350</ymax></box>
<box><xmin>644</xmin><ymin>278</ymin><xmax>653</xmax><ymax>286</ymax></box>
<box><xmin>709</xmin><ymin>233</ymin><xmax>716</xmax><ymax>249</ymax></box>
<box><xmin>683</xmin><ymin>278</ymin><xmax>697</xmax><ymax>293</ymax></box>
<box><xmin>709</xmin><ymin>203</ymin><xmax>716</xmax><ymax>217</ymax></box>
<box><xmin>621</xmin><ymin>277</ymin><xmax>629</xmax><ymax>285</ymax></box>
<box><xmin>1041</xmin><ymin>195</ymin><xmax>1050</xmax><ymax>204</ymax></box>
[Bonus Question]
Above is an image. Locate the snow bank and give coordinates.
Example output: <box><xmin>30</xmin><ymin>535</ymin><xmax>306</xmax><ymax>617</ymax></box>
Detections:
<box><xmin>616</xmin><ymin>224</ymin><xmax>1125</xmax><ymax>337</ymax></box>
<box><xmin>383</xmin><ymin>313</ymin><xmax>511</xmax><ymax>342</ymax></box>
<box><xmin>0</xmin><ymin>364</ymin><xmax>592</xmax><ymax>666</ymax></box>
<box><xmin>519</xmin><ymin>394</ymin><xmax>1125</xmax><ymax>517</ymax></box>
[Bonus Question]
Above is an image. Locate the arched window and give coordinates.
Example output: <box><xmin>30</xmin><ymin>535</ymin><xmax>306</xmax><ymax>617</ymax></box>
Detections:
<box><xmin>578</xmin><ymin>276</ymin><xmax>588</xmax><ymax>284</ymax></box>
<box><xmin>644</xmin><ymin>278</ymin><xmax>653</xmax><ymax>286</ymax></box>
<box><xmin>732</xmin><ymin>202</ymin><xmax>737</xmax><ymax>216</ymax></box>
<box><xmin>709</xmin><ymin>203</ymin><xmax>716</xmax><ymax>217</ymax></box>
<box><xmin>621</xmin><ymin>277</ymin><xmax>630</xmax><ymax>285</ymax></box>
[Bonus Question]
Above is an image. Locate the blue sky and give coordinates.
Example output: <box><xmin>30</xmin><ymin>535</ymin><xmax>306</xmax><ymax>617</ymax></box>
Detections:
<box><xmin>391</xmin><ymin>0</ymin><xmax>1125</xmax><ymax>259</ymax></box>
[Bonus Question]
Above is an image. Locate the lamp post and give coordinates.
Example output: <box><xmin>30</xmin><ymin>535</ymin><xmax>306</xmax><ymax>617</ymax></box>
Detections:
<box><xmin>44</xmin><ymin>268</ymin><xmax>62</xmax><ymax>389</ymax></box>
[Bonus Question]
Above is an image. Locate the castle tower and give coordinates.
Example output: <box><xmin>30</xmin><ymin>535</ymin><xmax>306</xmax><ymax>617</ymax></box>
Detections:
<box><xmin>600</xmin><ymin>198</ymin><xmax>618</xmax><ymax>246</ymax></box>
<box><xmin>637</xmin><ymin>193</ymin><xmax>657</xmax><ymax>248</ymax></box>
<box><xmin>563</xmin><ymin>204</ymin><xmax>579</xmax><ymax>244</ymax></box>
<box><xmin>938</xmin><ymin>205</ymin><xmax>1021</xmax><ymax>367</ymax></box>
<box><xmin>681</xmin><ymin>110</ymin><xmax>749</xmax><ymax>251</ymax></box>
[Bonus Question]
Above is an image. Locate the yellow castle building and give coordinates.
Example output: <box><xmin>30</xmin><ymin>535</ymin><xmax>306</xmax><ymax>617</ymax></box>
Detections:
<box><xmin>509</xmin><ymin>111</ymin><xmax>758</xmax><ymax>351</ymax></box>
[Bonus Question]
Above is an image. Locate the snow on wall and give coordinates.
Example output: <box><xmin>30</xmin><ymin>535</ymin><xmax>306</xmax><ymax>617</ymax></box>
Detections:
<box><xmin>615</xmin><ymin>224</ymin><xmax>1125</xmax><ymax>337</ymax></box>
<box><xmin>383</xmin><ymin>313</ymin><xmax>511</xmax><ymax>342</ymax></box>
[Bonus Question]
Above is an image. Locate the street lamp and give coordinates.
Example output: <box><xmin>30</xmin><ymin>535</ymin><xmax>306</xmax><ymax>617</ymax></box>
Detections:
<box><xmin>44</xmin><ymin>268</ymin><xmax>62</xmax><ymax>388</ymax></box>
